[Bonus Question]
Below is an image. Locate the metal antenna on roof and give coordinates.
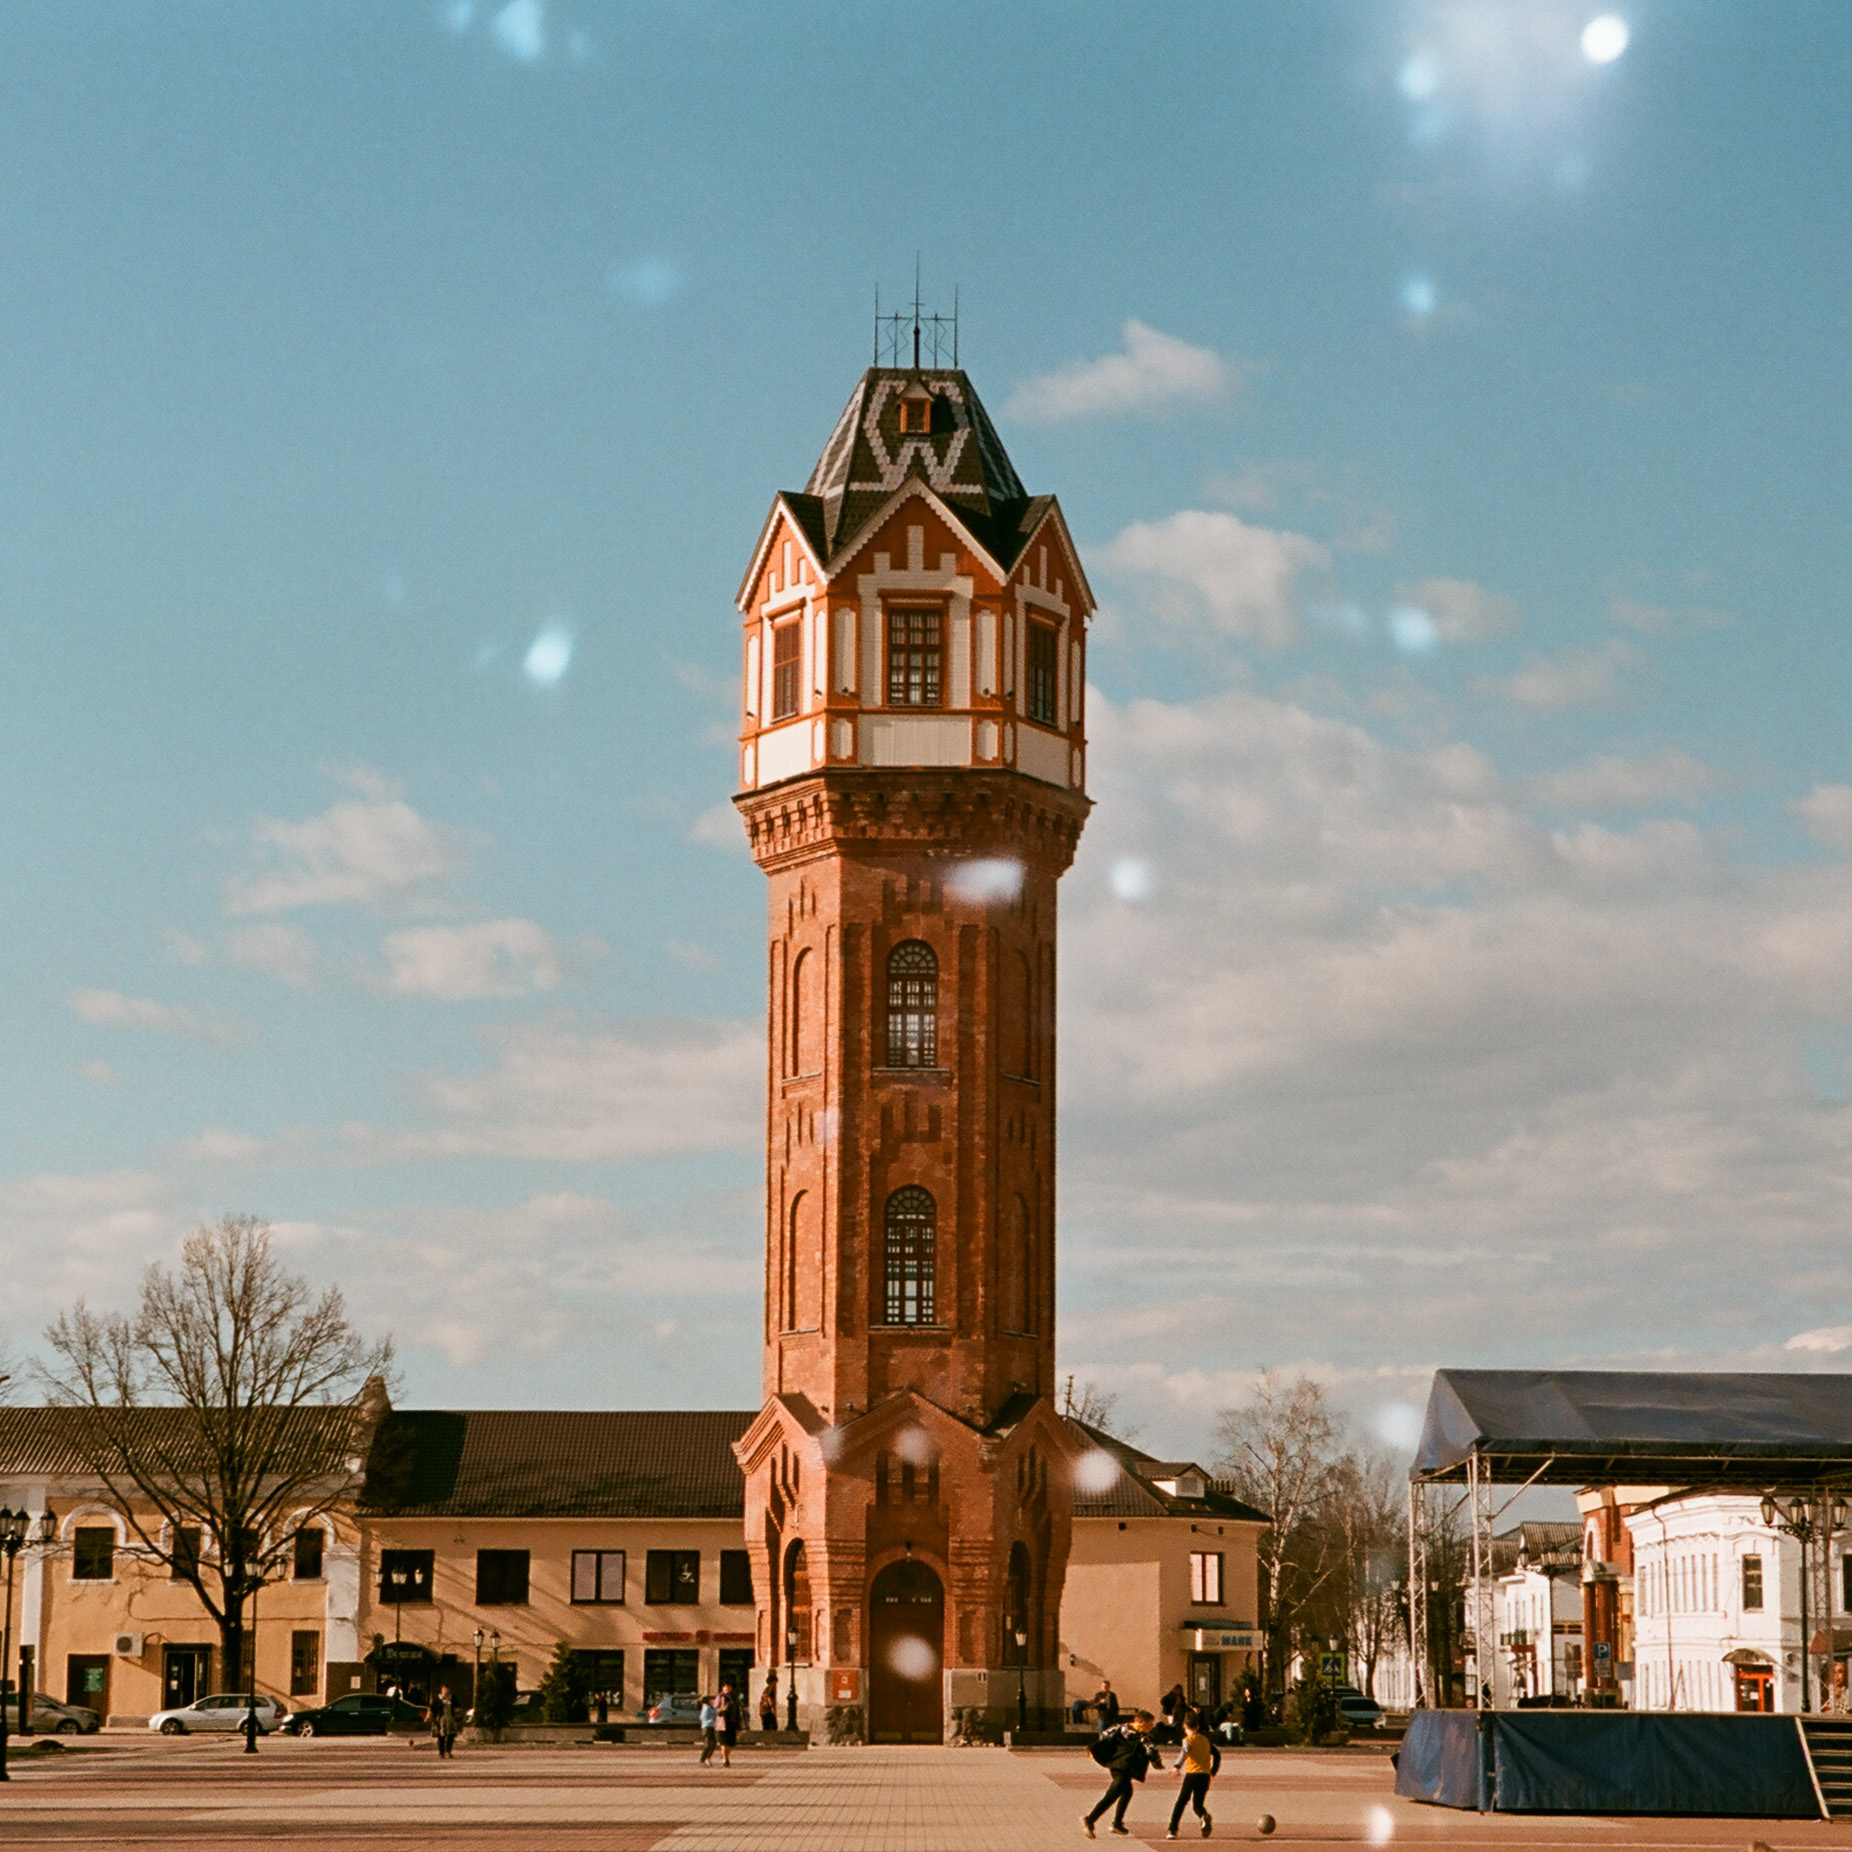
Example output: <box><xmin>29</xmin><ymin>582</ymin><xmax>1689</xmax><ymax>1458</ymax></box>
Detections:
<box><xmin>873</xmin><ymin>284</ymin><xmax>880</xmax><ymax>365</ymax></box>
<box><xmin>952</xmin><ymin>288</ymin><xmax>959</xmax><ymax>367</ymax></box>
<box><xmin>912</xmin><ymin>256</ymin><xmax>922</xmax><ymax>371</ymax></box>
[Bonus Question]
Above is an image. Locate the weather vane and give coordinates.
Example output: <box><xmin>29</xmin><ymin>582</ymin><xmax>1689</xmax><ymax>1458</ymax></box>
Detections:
<box><xmin>874</xmin><ymin>260</ymin><xmax>958</xmax><ymax>369</ymax></box>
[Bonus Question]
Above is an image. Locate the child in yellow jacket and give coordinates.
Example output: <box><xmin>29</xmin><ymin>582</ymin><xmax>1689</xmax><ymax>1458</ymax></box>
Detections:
<box><xmin>1167</xmin><ymin>1707</ymin><xmax>1221</xmax><ymax>1838</ymax></box>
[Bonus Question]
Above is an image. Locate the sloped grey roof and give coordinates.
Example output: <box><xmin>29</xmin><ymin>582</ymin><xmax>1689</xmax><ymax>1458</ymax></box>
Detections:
<box><xmin>359</xmin><ymin>1409</ymin><xmax>757</xmax><ymax>1519</ymax></box>
<box><xmin>800</xmin><ymin>368</ymin><xmax>1035</xmax><ymax>570</ymax></box>
<box><xmin>1414</xmin><ymin>1369</ymin><xmax>1852</xmax><ymax>1488</ymax></box>
<box><xmin>1066</xmin><ymin>1418</ymin><xmax>1267</xmax><ymax>1524</ymax></box>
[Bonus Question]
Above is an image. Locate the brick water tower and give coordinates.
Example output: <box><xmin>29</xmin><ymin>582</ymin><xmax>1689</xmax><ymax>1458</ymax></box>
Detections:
<box><xmin>730</xmin><ymin>324</ymin><xmax>1093</xmax><ymax>1741</ymax></box>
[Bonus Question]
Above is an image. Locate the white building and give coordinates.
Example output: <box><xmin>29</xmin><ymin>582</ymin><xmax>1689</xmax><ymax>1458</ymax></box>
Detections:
<box><xmin>1625</xmin><ymin>1493</ymin><xmax>1824</xmax><ymax>1713</ymax></box>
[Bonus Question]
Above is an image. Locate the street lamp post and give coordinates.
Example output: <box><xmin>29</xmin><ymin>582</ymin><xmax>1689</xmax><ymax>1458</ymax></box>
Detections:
<box><xmin>473</xmin><ymin>1628</ymin><xmax>484</xmax><ymax>1721</ymax></box>
<box><xmin>0</xmin><ymin>1506</ymin><xmax>31</xmax><ymax>1782</ymax></box>
<box><xmin>1762</xmin><ymin>1492</ymin><xmax>1849</xmax><ymax>1715</ymax></box>
<box><xmin>1014</xmin><ymin>1629</ymin><xmax>1029</xmax><ymax>1736</ymax></box>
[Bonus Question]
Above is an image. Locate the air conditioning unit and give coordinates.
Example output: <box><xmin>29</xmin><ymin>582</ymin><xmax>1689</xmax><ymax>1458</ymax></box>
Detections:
<box><xmin>114</xmin><ymin>1633</ymin><xmax>144</xmax><ymax>1658</ymax></box>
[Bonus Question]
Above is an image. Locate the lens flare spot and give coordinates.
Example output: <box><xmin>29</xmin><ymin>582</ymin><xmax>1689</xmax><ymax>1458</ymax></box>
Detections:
<box><xmin>887</xmin><ymin>1636</ymin><xmax>936</xmax><ymax>1682</ymax></box>
<box><xmin>1400</xmin><ymin>276</ymin><xmax>1437</xmax><ymax>319</ymax></box>
<box><xmin>1389</xmin><ymin>607</ymin><xmax>1439</xmax><ymax>653</ymax></box>
<box><xmin>1072</xmin><ymin>1450</ymin><xmax>1121</xmax><ymax>1495</ymax></box>
<box><xmin>894</xmin><ymin>1424</ymin><xmax>934</xmax><ymax>1467</ymax></box>
<box><xmin>1366</xmin><ymin>1803</ymin><xmax>1395</xmax><ymax>1844</ymax></box>
<box><xmin>1581</xmin><ymin>14</ymin><xmax>1629</xmax><ymax>63</ymax></box>
<box><xmin>947</xmin><ymin>858</ymin><xmax>1023</xmax><ymax>905</ymax></box>
<box><xmin>1374</xmin><ymin>1402</ymin><xmax>1424</xmax><ymax>1451</ymax></box>
<box><xmin>1397</xmin><ymin>51</ymin><xmax>1440</xmax><ymax>101</ymax></box>
<box><xmin>1110</xmin><ymin>857</ymin><xmax>1157</xmax><ymax>903</ymax></box>
<box><xmin>524</xmin><ymin>623</ymin><xmax>575</xmax><ymax>686</ymax></box>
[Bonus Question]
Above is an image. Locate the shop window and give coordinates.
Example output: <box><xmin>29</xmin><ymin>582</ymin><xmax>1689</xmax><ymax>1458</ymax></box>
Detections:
<box><xmin>292</xmin><ymin>1526</ymin><xmax>325</xmax><ymax>1581</ymax></box>
<box><xmin>290</xmin><ymin>1631</ymin><xmax>321</xmax><ymax>1698</ymax></box>
<box><xmin>379</xmin><ymin>1549</ymin><xmax>434</xmax><ymax>1604</ymax></box>
<box><xmin>476</xmin><ymin>1549</ymin><xmax>530</xmax><ymax>1606</ymax></box>
<box><xmin>643</xmin><ymin>1648</ymin><xmax>699</xmax><ymax>1703</ymax></box>
<box><xmin>720</xmin><ymin>1550</ymin><xmax>754</xmax><ymax>1606</ymax></box>
<box><xmin>1190</xmin><ymin>1551</ymin><xmax>1225</xmax><ymax>1605</ymax></box>
<box><xmin>572</xmin><ymin>1550</ymin><xmax>627</xmax><ymax>1605</ymax></box>
<box><xmin>72</xmin><ymin>1527</ymin><xmax>114</xmax><ymax>1581</ymax></box>
<box><xmin>645</xmin><ymin>1550</ymin><xmax>700</xmax><ymax>1604</ymax></box>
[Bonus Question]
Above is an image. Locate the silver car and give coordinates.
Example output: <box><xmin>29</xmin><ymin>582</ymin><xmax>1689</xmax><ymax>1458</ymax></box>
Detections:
<box><xmin>3</xmin><ymin>1693</ymin><xmax>101</xmax><ymax>1734</ymax></box>
<box><xmin>149</xmin><ymin>1693</ymin><xmax>288</xmax><ymax>1735</ymax></box>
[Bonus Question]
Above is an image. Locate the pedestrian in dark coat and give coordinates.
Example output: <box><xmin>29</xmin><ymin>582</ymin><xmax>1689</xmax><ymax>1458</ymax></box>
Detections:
<box><xmin>428</xmin><ymin>1686</ymin><xmax>460</xmax><ymax>1759</ymax></box>
<box><xmin>1082</xmin><ymin>1711</ymin><xmax>1155</xmax><ymax>1837</ymax></box>
<box><xmin>759</xmin><ymin>1678</ymin><xmax>778</xmax><ymax>1733</ymax></box>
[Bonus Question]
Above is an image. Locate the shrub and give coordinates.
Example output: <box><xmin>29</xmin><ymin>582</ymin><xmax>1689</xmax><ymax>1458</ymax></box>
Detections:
<box><xmin>1285</xmin><ymin>1676</ymin><xmax>1338</xmax><ymax>1745</ymax></box>
<box><xmin>537</xmin><ymin>1642</ymin><xmax>590</xmax><ymax>1723</ymax></box>
<box><xmin>474</xmin><ymin>1660</ymin><xmax>517</xmax><ymax>1734</ymax></box>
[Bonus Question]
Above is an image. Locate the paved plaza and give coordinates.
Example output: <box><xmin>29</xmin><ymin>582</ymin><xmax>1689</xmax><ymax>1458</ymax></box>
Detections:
<box><xmin>6</xmin><ymin>1739</ymin><xmax>1852</xmax><ymax>1851</ymax></box>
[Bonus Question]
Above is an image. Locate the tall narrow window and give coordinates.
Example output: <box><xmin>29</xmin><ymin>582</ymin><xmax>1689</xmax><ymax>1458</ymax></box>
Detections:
<box><xmin>885</xmin><ymin>941</ymin><xmax>937</xmax><ymax>1068</ymax></box>
<box><xmin>1026</xmin><ymin>622</ymin><xmax>1058</xmax><ymax>724</ymax></box>
<box><xmin>772</xmin><ymin>620</ymin><xmax>802</xmax><ymax>720</ymax></box>
<box><xmin>887</xmin><ymin>608</ymin><xmax>942</xmax><ymax>708</ymax></box>
<box><xmin>883</xmin><ymin>1186</ymin><xmax>936</xmax><ymax>1325</ymax></box>
<box><xmin>1742</xmin><ymin>1555</ymin><xmax>1763</xmax><ymax>1611</ymax></box>
<box><xmin>785</xmin><ymin>1540</ymin><xmax>812</xmax><ymax>1663</ymax></box>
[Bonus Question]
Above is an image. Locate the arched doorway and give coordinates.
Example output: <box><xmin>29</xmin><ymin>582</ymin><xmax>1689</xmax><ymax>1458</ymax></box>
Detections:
<box><xmin>868</xmin><ymin>1558</ymin><xmax>944</xmax><ymax>1743</ymax></box>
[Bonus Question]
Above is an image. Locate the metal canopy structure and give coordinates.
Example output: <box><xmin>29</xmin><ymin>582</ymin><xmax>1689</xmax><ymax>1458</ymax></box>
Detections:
<box><xmin>1404</xmin><ymin>1369</ymin><xmax>1852</xmax><ymax>1716</ymax></box>
<box><xmin>1413</xmin><ymin>1369</ymin><xmax>1852</xmax><ymax>1490</ymax></box>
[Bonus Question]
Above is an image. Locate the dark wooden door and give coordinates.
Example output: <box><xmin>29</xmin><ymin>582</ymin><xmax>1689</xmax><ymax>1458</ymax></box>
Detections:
<box><xmin>868</xmin><ymin>1559</ymin><xmax>944</xmax><ymax>1744</ymax></box>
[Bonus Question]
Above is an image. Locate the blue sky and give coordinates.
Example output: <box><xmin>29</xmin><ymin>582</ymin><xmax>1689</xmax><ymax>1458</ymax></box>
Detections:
<box><xmin>5</xmin><ymin>2</ymin><xmax>1852</xmax><ymax>1462</ymax></box>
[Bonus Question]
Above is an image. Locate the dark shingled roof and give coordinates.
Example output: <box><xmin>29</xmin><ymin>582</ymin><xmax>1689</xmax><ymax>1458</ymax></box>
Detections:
<box><xmin>797</xmin><ymin>368</ymin><xmax>1045</xmax><ymax>572</ymax></box>
<box><xmin>1065</xmin><ymin>1419</ymin><xmax>1267</xmax><ymax>1525</ymax></box>
<box><xmin>0</xmin><ymin>1404</ymin><xmax>356</xmax><ymax>1477</ymax></box>
<box><xmin>358</xmin><ymin>1410</ymin><xmax>757</xmax><ymax>1520</ymax></box>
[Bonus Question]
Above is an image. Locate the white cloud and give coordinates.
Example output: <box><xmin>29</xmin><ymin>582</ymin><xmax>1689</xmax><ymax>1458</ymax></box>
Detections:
<box><xmin>1793</xmin><ymin>785</ymin><xmax>1852</xmax><ymax>854</ymax></box>
<box><xmin>1103</xmin><ymin>509</ymin><xmax>1332</xmax><ymax>647</ymax></box>
<box><xmin>1786</xmin><ymin>1325</ymin><xmax>1852</xmax><ymax>1355</ymax></box>
<box><xmin>226</xmin><ymin>771</ymin><xmax>473</xmax><ymax>915</ymax></box>
<box><xmin>351</xmin><ymin>1016</ymin><xmax>761</xmax><ymax>1163</ymax></box>
<box><xmin>1393</xmin><ymin>575</ymin><xmax>1519</xmax><ymax>642</ymax></box>
<box><xmin>1040</xmin><ymin>681</ymin><xmax>1852</xmax><ymax>1445</ymax></box>
<box><xmin>1480</xmin><ymin>638</ymin><xmax>1635</xmax><ymax>709</ymax></box>
<box><xmin>378</xmin><ymin>919</ymin><xmax>563</xmax><ymax>1000</ymax></box>
<box><xmin>225</xmin><ymin>923</ymin><xmax>322</xmax><ymax>988</ymax></box>
<box><xmin>1532</xmin><ymin>750</ymin><xmax>1720</xmax><ymax>813</ymax></box>
<box><xmin>1609</xmin><ymin>597</ymin><xmax>1731</xmax><ymax>635</ymax></box>
<box><xmin>1006</xmin><ymin>321</ymin><xmax>1233</xmax><ymax>423</ymax></box>
<box><xmin>690</xmin><ymin>803</ymin><xmax>748</xmax><ymax>852</ymax></box>
<box><xmin>67</xmin><ymin>988</ymin><xmax>237</xmax><ymax>1045</ymax></box>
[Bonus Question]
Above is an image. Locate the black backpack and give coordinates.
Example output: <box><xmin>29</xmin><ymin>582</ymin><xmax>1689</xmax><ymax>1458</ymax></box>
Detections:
<box><xmin>1088</xmin><ymin>1731</ymin><xmax>1120</xmax><ymax>1767</ymax></box>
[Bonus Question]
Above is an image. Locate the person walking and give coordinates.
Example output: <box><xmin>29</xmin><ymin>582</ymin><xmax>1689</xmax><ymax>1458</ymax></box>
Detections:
<box><xmin>759</xmin><ymin>1677</ymin><xmax>778</xmax><ymax>1734</ymax></box>
<box><xmin>1081</xmin><ymin>1710</ymin><xmax>1154</xmax><ymax>1838</ymax></box>
<box><xmin>428</xmin><ymin>1685</ymin><xmax>460</xmax><ymax>1760</ymax></box>
<box><xmin>1165</xmin><ymin>1706</ymin><xmax>1220</xmax><ymax>1839</ymax></box>
<box><xmin>717</xmin><ymin>1682</ymin><xmax>739</xmax><ymax>1767</ymax></box>
<box><xmin>698</xmin><ymin>1693</ymin><xmax>719</xmax><ymax>1766</ymax></box>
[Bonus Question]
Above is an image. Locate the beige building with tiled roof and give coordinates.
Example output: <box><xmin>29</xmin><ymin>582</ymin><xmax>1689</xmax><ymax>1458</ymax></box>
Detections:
<box><xmin>1</xmin><ymin>1399</ymin><xmax>1260</xmax><ymax>1727</ymax></box>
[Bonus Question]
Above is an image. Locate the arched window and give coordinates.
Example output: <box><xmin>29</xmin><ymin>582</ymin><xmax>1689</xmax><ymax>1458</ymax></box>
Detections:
<box><xmin>785</xmin><ymin>1540</ymin><xmax>812</xmax><ymax>1663</ymax></box>
<box><xmin>883</xmin><ymin>1187</ymin><xmax>936</xmax><ymax>1326</ymax></box>
<box><xmin>1003</xmin><ymin>1541</ymin><xmax>1032</xmax><ymax>1665</ymax></box>
<box><xmin>789</xmin><ymin>948</ymin><xmax>814</xmax><ymax>1076</ymax></box>
<box><xmin>784</xmin><ymin>1191</ymin><xmax>806</xmax><ymax>1332</ymax></box>
<box><xmin>885</xmin><ymin>941</ymin><xmax>937</xmax><ymax>1068</ymax></box>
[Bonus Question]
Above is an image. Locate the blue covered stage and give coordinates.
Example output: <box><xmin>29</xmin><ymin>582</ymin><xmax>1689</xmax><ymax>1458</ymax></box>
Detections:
<box><xmin>1396</xmin><ymin>1710</ymin><xmax>1821</xmax><ymax>1817</ymax></box>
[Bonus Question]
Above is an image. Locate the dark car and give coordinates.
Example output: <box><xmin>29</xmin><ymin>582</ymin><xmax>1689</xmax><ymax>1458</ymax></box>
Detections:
<box><xmin>280</xmin><ymin>1692</ymin><xmax>428</xmax><ymax>1737</ymax></box>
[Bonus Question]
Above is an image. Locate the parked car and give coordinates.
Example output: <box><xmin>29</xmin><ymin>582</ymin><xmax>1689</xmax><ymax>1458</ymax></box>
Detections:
<box><xmin>505</xmin><ymin>1690</ymin><xmax>549</xmax><ymax>1725</ymax></box>
<box><xmin>1335</xmin><ymin>1688</ymin><xmax>1384</xmax><ymax>1729</ymax></box>
<box><xmin>279</xmin><ymin>1692</ymin><xmax>428</xmax><ymax>1737</ymax></box>
<box><xmin>640</xmin><ymin>1690</ymin><xmax>704</xmax><ymax>1725</ymax></box>
<box><xmin>3</xmin><ymin>1694</ymin><xmax>101</xmax><ymax>1734</ymax></box>
<box><xmin>149</xmin><ymin>1693</ymin><xmax>288</xmax><ymax>1735</ymax></box>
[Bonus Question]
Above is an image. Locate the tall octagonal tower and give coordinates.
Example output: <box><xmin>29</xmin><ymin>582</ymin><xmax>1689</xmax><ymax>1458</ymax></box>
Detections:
<box><xmin>730</xmin><ymin>356</ymin><xmax>1093</xmax><ymax>1741</ymax></box>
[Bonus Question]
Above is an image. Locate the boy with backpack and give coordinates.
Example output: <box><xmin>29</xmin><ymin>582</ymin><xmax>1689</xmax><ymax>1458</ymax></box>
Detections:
<box><xmin>1082</xmin><ymin>1710</ymin><xmax>1156</xmax><ymax>1837</ymax></box>
<box><xmin>1166</xmin><ymin>1706</ymin><xmax>1220</xmax><ymax>1838</ymax></box>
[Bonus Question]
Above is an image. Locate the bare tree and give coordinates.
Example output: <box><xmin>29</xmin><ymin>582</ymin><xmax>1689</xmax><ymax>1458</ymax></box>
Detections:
<box><xmin>1329</xmin><ymin>1449</ymin><xmax>1404</xmax><ymax>1700</ymax></box>
<box><xmin>1214</xmin><ymin>1372</ymin><xmax>1347</xmax><ymax>1694</ymax></box>
<box><xmin>1060</xmin><ymin>1373</ymin><xmax>1136</xmax><ymax>1441</ymax></box>
<box><xmin>39</xmin><ymin>1215</ymin><xmax>392</xmax><ymax>1691</ymax></box>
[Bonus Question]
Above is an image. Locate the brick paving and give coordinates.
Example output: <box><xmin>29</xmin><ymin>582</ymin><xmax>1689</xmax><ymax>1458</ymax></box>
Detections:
<box><xmin>6</xmin><ymin>1737</ymin><xmax>1852</xmax><ymax>1849</ymax></box>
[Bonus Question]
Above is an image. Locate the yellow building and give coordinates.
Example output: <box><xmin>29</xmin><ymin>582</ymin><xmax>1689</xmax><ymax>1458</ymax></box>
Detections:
<box><xmin>0</xmin><ymin>1400</ymin><xmax>1261</xmax><ymax>1728</ymax></box>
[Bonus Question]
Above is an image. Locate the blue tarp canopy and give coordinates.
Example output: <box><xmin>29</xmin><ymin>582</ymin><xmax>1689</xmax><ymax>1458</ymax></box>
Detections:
<box><xmin>1396</xmin><ymin>1711</ymin><xmax>1819</xmax><ymax>1817</ymax></box>
<box><xmin>1413</xmin><ymin>1369</ymin><xmax>1852</xmax><ymax>1489</ymax></box>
